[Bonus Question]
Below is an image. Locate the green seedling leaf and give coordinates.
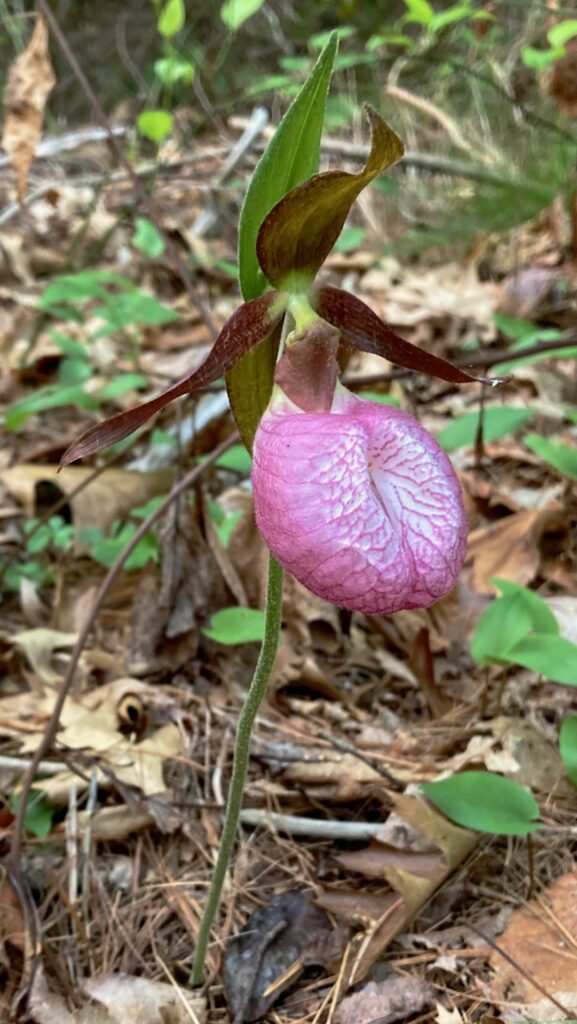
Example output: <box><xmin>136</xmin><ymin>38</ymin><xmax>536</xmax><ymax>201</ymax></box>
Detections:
<box><xmin>547</xmin><ymin>20</ymin><xmax>577</xmax><ymax>48</ymax></box>
<box><xmin>521</xmin><ymin>46</ymin><xmax>561</xmax><ymax>70</ymax></box>
<box><xmin>11</xmin><ymin>788</ymin><xmax>54</xmax><ymax>838</ymax></box>
<box><xmin>560</xmin><ymin>715</ymin><xmax>577</xmax><ymax>788</ymax></box>
<box><xmin>506</xmin><ymin>634</ymin><xmax>577</xmax><ymax>686</ymax></box>
<box><xmin>154</xmin><ymin>56</ymin><xmax>195</xmax><ymax>85</ymax></box>
<box><xmin>82</xmin><ymin>524</ymin><xmax>158</xmax><ymax>570</ymax></box>
<box><xmin>158</xmin><ymin>0</ymin><xmax>185</xmax><ymax>37</ymax></box>
<box><xmin>257</xmin><ymin>106</ymin><xmax>403</xmax><ymax>292</ymax></box>
<box><xmin>93</xmin><ymin>293</ymin><xmax>178</xmax><ymax>332</ymax></box>
<box><xmin>5</xmin><ymin>384</ymin><xmax>99</xmax><ymax>431</ymax></box>
<box><xmin>203</xmin><ymin>606</ymin><xmax>266</xmax><ymax>644</ymax></box>
<box><xmin>438</xmin><ymin>407</ymin><xmax>534</xmax><ymax>451</ymax></box>
<box><xmin>422</xmin><ymin>771</ymin><xmax>540</xmax><ymax>835</ymax></box>
<box><xmin>402</xmin><ymin>0</ymin><xmax>435</xmax><ymax>26</ymax></box>
<box><xmin>471</xmin><ymin>579</ymin><xmax>559</xmax><ymax>666</ymax></box>
<box><xmin>207</xmin><ymin>502</ymin><xmax>243</xmax><ymax>548</ymax></box>
<box><xmin>133</xmin><ymin>218</ymin><xmax>166</xmax><ymax>258</ymax></box>
<box><xmin>216</xmin><ymin>445</ymin><xmax>253</xmax><ymax>474</ymax></box>
<box><xmin>334</xmin><ymin>226</ymin><xmax>367</xmax><ymax>252</ymax></box>
<box><xmin>220</xmin><ymin>0</ymin><xmax>265</xmax><ymax>31</ymax></box>
<box><xmin>62</xmin><ymin>293</ymin><xmax>286</xmax><ymax>463</ymax></box>
<box><xmin>39</xmin><ymin>270</ymin><xmax>134</xmax><ymax>310</ymax></box>
<box><xmin>315</xmin><ymin>286</ymin><xmax>499</xmax><ymax>386</ymax></box>
<box><xmin>238</xmin><ymin>32</ymin><xmax>337</xmax><ymax>300</ymax></box>
<box><xmin>99</xmin><ymin>374</ymin><xmax>149</xmax><ymax>401</ymax></box>
<box><xmin>525</xmin><ymin>434</ymin><xmax>577</xmax><ymax>480</ymax></box>
<box><xmin>137</xmin><ymin>110</ymin><xmax>173</xmax><ymax>144</ymax></box>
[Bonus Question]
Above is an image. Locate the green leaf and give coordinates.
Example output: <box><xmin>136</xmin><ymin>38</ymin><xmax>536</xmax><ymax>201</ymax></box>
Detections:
<box><xmin>158</xmin><ymin>0</ymin><xmax>185</xmax><ymax>36</ymax></box>
<box><xmin>438</xmin><ymin>407</ymin><xmax>534</xmax><ymax>451</ymax></box>
<box><xmin>207</xmin><ymin>502</ymin><xmax>243</xmax><ymax>547</ymax></box>
<box><xmin>521</xmin><ymin>45</ymin><xmax>560</xmax><ymax>70</ymax></box>
<box><xmin>547</xmin><ymin>20</ymin><xmax>577</xmax><ymax>48</ymax></box>
<box><xmin>4</xmin><ymin>385</ymin><xmax>99</xmax><ymax>431</ymax></box>
<box><xmin>257</xmin><ymin>106</ymin><xmax>403</xmax><ymax>292</ymax></box>
<box><xmin>216</xmin><ymin>444</ymin><xmax>253</xmax><ymax>474</ymax></box>
<box><xmin>220</xmin><ymin>0</ymin><xmax>265</xmax><ymax>31</ymax></box>
<box><xmin>93</xmin><ymin>292</ymin><xmax>178</xmax><ymax>331</ymax></box>
<box><xmin>525</xmin><ymin>434</ymin><xmax>577</xmax><ymax>480</ymax></box>
<box><xmin>402</xmin><ymin>0</ymin><xmax>435</xmax><ymax>26</ymax></box>
<box><xmin>137</xmin><ymin>110</ymin><xmax>173</xmax><ymax>144</ymax></box>
<box><xmin>238</xmin><ymin>32</ymin><xmax>337</xmax><ymax>301</ymax></box>
<box><xmin>334</xmin><ymin>226</ymin><xmax>367</xmax><ymax>252</ymax></box>
<box><xmin>422</xmin><ymin>771</ymin><xmax>540</xmax><ymax>835</ymax></box>
<box><xmin>203</xmin><ymin>606</ymin><xmax>266</xmax><ymax>644</ymax></box>
<box><xmin>471</xmin><ymin>579</ymin><xmax>559</xmax><ymax>666</ymax></box>
<box><xmin>11</xmin><ymin>789</ymin><xmax>54</xmax><ymax>838</ymax></box>
<box><xmin>560</xmin><ymin>715</ymin><xmax>577</xmax><ymax>788</ymax></box>
<box><xmin>154</xmin><ymin>56</ymin><xmax>195</xmax><ymax>85</ymax></box>
<box><xmin>133</xmin><ymin>218</ymin><xmax>166</xmax><ymax>258</ymax></box>
<box><xmin>358</xmin><ymin>390</ymin><xmax>401</xmax><ymax>407</ymax></box>
<box><xmin>99</xmin><ymin>374</ymin><xmax>149</xmax><ymax>401</ymax></box>
<box><xmin>506</xmin><ymin>634</ymin><xmax>577</xmax><ymax>686</ymax></box>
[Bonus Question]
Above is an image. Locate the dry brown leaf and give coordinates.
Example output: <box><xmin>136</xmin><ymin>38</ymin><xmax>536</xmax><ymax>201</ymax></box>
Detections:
<box><xmin>318</xmin><ymin>790</ymin><xmax>477</xmax><ymax>987</ymax></box>
<box><xmin>490</xmin><ymin>869</ymin><xmax>577</xmax><ymax>1019</ymax></box>
<box><xmin>11</xmin><ymin>628</ymin><xmax>77</xmax><ymax>684</ymax></box>
<box><xmin>1</xmin><ymin>15</ymin><xmax>56</xmax><ymax>202</ymax></box>
<box><xmin>434</xmin><ymin>1005</ymin><xmax>466</xmax><ymax>1024</ymax></box>
<box><xmin>467</xmin><ymin>509</ymin><xmax>564</xmax><ymax>594</ymax></box>
<box><xmin>334</xmin><ymin>975</ymin><xmax>433</xmax><ymax>1024</ymax></box>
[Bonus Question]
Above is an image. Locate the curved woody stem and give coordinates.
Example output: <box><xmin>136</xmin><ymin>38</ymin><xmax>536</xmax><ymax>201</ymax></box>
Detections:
<box><xmin>191</xmin><ymin>555</ymin><xmax>284</xmax><ymax>986</ymax></box>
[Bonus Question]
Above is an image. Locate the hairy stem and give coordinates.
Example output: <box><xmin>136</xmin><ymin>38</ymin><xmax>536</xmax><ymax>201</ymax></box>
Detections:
<box><xmin>191</xmin><ymin>555</ymin><xmax>284</xmax><ymax>986</ymax></box>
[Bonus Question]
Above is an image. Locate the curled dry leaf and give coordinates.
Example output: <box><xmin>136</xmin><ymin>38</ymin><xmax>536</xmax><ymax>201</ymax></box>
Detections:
<box><xmin>2</xmin><ymin>15</ymin><xmax>56</xmax><ymax>202</ymax></box>
<box><xmin>334</xmin><ymin>975</ymin><xmax>434</xmax><ymax>1024</ymax></box>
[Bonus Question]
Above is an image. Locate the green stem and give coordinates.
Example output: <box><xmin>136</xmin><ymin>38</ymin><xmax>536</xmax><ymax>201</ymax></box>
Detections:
<box><xmin>191</xmin><ymin>555</ymin><xmax>284</xmax><ymax>986</ymax></box>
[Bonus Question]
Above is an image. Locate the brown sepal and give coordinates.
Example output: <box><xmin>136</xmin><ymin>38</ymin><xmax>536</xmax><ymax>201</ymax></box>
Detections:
<box><xmin>315</xmin><ymin>285</ymin><xmax>504</xmax><ymax>386</ymax></box>
<box><xmin>61</xmin><ymin>292</ymin><xmax>286</xmax><ymax>465</ymax></box>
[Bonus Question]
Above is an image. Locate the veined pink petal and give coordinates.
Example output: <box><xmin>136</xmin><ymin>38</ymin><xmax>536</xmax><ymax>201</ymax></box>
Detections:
<box><xmin>252</xmin><ymin>390</ymin><xmax>467</xmax><ymax>614</ymax></box>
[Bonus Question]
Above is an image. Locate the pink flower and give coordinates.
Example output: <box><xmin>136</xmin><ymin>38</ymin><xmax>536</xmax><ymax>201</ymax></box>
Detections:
<box><xmin>252</xmin><ymin>386</ymin><xmax>467</xmax><ymax>614</ymax></box>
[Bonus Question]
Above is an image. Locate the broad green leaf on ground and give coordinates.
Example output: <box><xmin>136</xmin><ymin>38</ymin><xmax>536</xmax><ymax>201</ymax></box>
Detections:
<box><xmin>560</xmin><ymin>716</ymin><xmax>577</xmax><ymax>788</ymax></box>
<box><xmin>422</xmin><ymin>771</ymin><xmax>540</xmax><ymax>836</ymax></box>
<box><xmin>525</xmin><ymin>434</ymin><xmax>577</xmax><ymax>480</ymax></box>
<box><xmin>203</xmin><ymin>607</ymin><xmax>266</xmax><ymax>645</ymax></box>
<box><xmin>137</xmin><ymin>110</ymin><xmax>173</xmax><ymax>144</ymax></box>
<box><xmin>471</xmin><ymin>579</ymin><xmax>559</xmax><ymax>666</ymax></box>
<box><xmin>506</xmin><ymin>634</ymin><xmax>577</xmax><ymax>686</ymax></box>
<box><xmin>238</xmin><ymin>32</ymin><xmax>337</xmax><ymax>300</ymax></box>
<box><xmin>438</xmin><ymin>407</ymin><xmax>534</xmax><ymax>451</ymax></box>
<box><xmin>215</xmin><ymin>445</ymin><xmax>253</xmax><ymax>474</ymax></box>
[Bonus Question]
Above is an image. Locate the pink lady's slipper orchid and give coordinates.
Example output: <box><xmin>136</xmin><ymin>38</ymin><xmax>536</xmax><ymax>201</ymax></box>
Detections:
<box><xmin>252</xmin><ymin>384</ymin><xmax>467</xmax><ymax>615</ymax></box>
<box><xmin>62</xmin><ymin>107</ymin><xmax>500</xmax><ymax>615</ymax></box>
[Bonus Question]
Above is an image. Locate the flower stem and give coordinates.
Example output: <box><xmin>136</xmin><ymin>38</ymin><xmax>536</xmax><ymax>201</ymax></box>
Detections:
<box><xmin>191</xmin><ymin>555</ymin><xmax>284</xmax><ymax>987</ymax></box>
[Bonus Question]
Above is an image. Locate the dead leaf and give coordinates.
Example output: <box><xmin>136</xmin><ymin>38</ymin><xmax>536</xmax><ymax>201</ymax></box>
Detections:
<box><xmin>11</xmin><ymin>628</ymin><xmax>77</xmax><ymax>684</ymax></box>
<box><xmin>318</xmin><ymin>789</ymin><xmax>477</xmax><ymax>987</ymax></box>
<box><xmin>490</xmin><ymin>869</ymin><xmax>577</xmax><ymax>1019</ymax></box>
<box><xmin>2</xmin><ymin>15</ymin><xmax>56</xmax><ymax>201</ymax></box>
<box><xmin>28</xmin><ymin>966</ymin><xmax>206</xmax><ymax>1024</ymax></box>
<box><xmin>467</xmin><ymin>509</ymin><xmax>565</xmax><ymax>594</ymax></box>
<box><xmin>334</xmin><ymin>975</ymin><xmax>433</xmax><ymax>1024</ymax></box>
<box><xmin>223</xmin><ymin>890</ymin><xmax>341</xmax><ymax>1023</ymax></box>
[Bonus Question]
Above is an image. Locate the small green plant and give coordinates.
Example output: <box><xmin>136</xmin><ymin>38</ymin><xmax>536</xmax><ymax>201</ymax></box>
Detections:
<box><xmin>2</xmin><ymin>515</ymin><xmax>75</xmax><ymax>593</ymax></box>
<box><xmin>138</xmin><ymin>0</ymin><xmax>193</xmax><ymax>144</ymax></box>
<box><xmin>525</xmin><ymin>434</ymin><xmax>577</xmax><ymax>480</ymax></box>
<box><xmin>4</xmin><ymin>270</ymin><xmax>173</xmax><ymax>431</ymax></box>
<box><xmin>425</xmin><ymin>581</ymin><xmax>577</xmax><ymax>834</ymax></box>
<box><xmin>203</xmin><ymin>606</ymin><xmax>266</xmax><ymax>644</ymax></box>
<box><xmin>81</xmin><ymin>497</ymin><xmax>164</xmax><ymax>571</ymax></box>
<box><xmin>11</xmin><ymin>788</ymin><xmax>54</xmax><ymax>838</ymax></box>
<box><xmin>522</xmin><ymin>19</ymin><xmax>577</xmax><ymax>71</ymax></box>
